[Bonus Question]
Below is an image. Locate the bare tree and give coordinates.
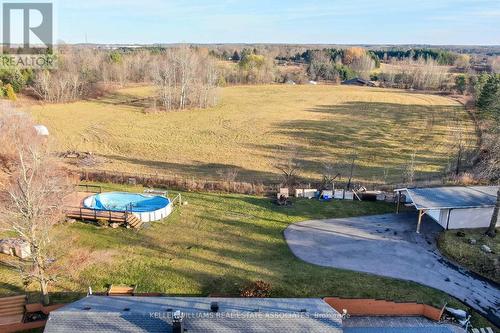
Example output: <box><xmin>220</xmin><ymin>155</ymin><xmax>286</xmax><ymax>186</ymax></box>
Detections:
<box><xmin>346</xmin><ymin>154</ymin><xmax>358</xmax><ymax>191</ymax></box>
<box><xmin>217</xmin><ymin>168</ymin><xmax>239</xmax><ymax>183</ymax></box>
<box><xmin>153</xmin><ymin>46</ymin><xmax>219</xmax><ymax>111</ymax></box>
<box><xmin>322</xmin><ymin>162</ymin><xmax>341</xmax><ymax>190</ymax></box>
<box><xmin>486</xmin><ymin>189</ymin><xmax>499</xmax><ymax>238</ymax></box>
<box><xmin>350</xmin><ymin>54</ymin><xmax>375</xmax><ymax>80</ymax></box>
<box><xmin>403</xmin><ymin>151</ymin><xmax>417</xmax><ymax>185</ymax></box>
<box><xmin>272</xmin><ymin>147</ymin><xmax>302</xmax><ymax>187</ymax></box>
<box><xmin>490</xmin><ymin>56</ymin><xmax>500</xmax><ymax>74</ymax></box>
<box><xmin>380</xmin><ymin>57</ymin><xmax>449</xmax><ymax>90</ymax></box>
<box><xmin>0</xmin><ymin>108</ymin><xmax>72</xmax><ymax>305</ymax></box>
<box><xmin>31</xmin><ymin>48</ymin><xmax>104</xmax><ymax>103</ymax></box>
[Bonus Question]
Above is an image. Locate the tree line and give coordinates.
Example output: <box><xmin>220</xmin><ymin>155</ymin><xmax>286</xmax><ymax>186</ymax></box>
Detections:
<box><xmin>0</xmin><ymin>46</ymin><xmax>220</xmax><ymax>110</ymax></box>
<box><xmin>370</xmin><ymin>48</ymin><xmax>459</xmax><ymax>65</ymax></box>
<box><xmin>473</xmin><ymin>74</ymin><xmax>500</xmax><ymax>181</ymax></box>
<box><xmin>1</xmin><ymin>45</ymin><xmax>499</xmax><ymax>109</ymax></box>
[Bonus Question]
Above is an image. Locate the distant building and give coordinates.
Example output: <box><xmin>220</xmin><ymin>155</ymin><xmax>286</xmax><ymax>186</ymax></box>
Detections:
<box><xmin>341</xmin><ymin>78</ymin><xmax>375</xmax><ymax>87</ymax></box>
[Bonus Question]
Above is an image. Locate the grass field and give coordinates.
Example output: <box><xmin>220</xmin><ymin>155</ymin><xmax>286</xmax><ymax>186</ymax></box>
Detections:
<box><xmin>0</xmin><ymin>183</ymin><xmax>487</xmax><ymax>321</ymax></box>
<box><xmin>28</xmin><ymin>85</ymin><xmax>476</xmax><ymax>184</ymax></box>
<box><xmin>438</xmin><ymin>229</ymin><xmax>500</xmax><ymax>284</ymax></box>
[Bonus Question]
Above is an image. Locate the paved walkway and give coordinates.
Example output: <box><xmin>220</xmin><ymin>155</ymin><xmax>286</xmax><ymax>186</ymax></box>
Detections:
<box><xmin>284</xmin><ymin>213</ymin><xmax>500</xmax><ymax>326</ymax></box>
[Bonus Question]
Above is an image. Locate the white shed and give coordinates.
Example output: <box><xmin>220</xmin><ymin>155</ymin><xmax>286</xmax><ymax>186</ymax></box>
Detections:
<box><xmin>34</xmin><ymin>125</ymin><xmax>49</xmax><ymax>136</ymax></box>
<box><xmin>395</xmin><ymin>186</ymin><xmax>499</xmax><ymax>233</ymax></box>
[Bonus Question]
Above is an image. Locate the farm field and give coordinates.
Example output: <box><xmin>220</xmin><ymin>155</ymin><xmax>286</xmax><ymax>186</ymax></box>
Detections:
<box><xmin>0</xmin><ymin>182</ymin><xmax>490</xmax><ymax>327</ymax></box>
<box><xmin>28</xmin><ymin>85</ymin><xmax>476</xmax><ymax>184</ymax></box>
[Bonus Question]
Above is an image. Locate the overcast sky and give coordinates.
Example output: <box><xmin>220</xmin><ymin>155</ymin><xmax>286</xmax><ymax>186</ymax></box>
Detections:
<box><xmin>53</xmin><ymin>0</ymin><xmax>500</xmax><ymax>45</ymax></box>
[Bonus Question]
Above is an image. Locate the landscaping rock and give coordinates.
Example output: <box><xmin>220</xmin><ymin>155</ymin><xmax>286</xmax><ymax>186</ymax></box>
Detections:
<box><xmin>0</xmin><ymin>241</ymin><xmax>13</xmax><ymax>256</ymax></box>
<box><xmin>110</xmin><ymin>223</ymin><xmax>120</xmax><ymax>229</ymax></box>
<box><xmin>0</xmin><ymin>238</ymin><xmax>31</xmax><ymax>259</ymax></box>
<box><xmin>66</xmin><ymin>218</ymin><xmax>77</xmax><ymax>224</ymax></box>
<box><xmin>468</xmin><ymin>238</ymin><xmax>477</xmax><ymax>245</ymax></box>
<box><xmin>480</xmin><ymin>245</ymin><xmax>492</xmax><ymax>253</ymax></box>
<box><xmin>456</xmin><ymin>231</ymin><xmax>466</xmax><ymax>237</ymax></box>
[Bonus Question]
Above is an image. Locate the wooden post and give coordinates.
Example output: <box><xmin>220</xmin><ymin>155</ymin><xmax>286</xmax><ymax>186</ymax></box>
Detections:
<box><xmin>416</xmin><ymin>209</ymin><xmax>426</xmax><ymax>234</ymax></box>
<box><xmin>396</xmin><ymin>191</ymin><xmax>401</xmax><ymax>214</ymax></box>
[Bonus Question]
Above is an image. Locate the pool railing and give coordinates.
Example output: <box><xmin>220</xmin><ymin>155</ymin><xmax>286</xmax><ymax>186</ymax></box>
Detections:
<box><xmin>171</xmin><ymin>193</ymin><xmax>182</xmax><ymax>206</ymax></box>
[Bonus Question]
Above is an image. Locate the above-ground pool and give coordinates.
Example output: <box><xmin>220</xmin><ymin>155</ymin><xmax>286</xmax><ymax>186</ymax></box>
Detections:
<box><xmin>83</xmin><ymin>192</ymin><xmax>173</xmax><ymax>222</ymax></box>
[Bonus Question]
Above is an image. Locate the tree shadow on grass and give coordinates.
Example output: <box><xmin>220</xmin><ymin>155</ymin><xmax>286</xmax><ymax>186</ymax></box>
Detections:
<box><xmin>94</xmin><ymin>92</ymin><xmax>155</xmax><ymax>110</ymax></box>
<box><xmin>250</xmin><ymin>101</ymin><xmax>475</xmax><ymax>184</ymax></box>
<box><xmin>103</xmin><ymin>154</ymin><xmax>280</xmax><ymax>184</ymax></box>
<box><xmin>85</xmin><ymin>100</ymin><xmax>475</xmax><ymax>185</ymax></box>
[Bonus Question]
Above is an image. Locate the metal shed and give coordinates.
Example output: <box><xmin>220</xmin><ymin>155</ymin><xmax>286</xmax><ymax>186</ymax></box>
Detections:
<box><xmin>395</xmin><ymin>186</ymin><xmax>499</xmax><ymax>233</ymax></box>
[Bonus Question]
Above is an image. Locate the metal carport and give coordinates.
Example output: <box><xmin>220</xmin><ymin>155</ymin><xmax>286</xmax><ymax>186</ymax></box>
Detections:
<box><xmin>394</xmin><ymin>186</ymin><xmax>499</xmax><ymax>233</ymax></box>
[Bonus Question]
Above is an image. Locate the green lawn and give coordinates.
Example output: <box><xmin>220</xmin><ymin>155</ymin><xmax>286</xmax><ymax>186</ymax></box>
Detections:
<box><xmin>27</xmin><ymin>85</ymin><xmax>476</xmax><ymax>184</ymax></box>
<box><xmin>438</xmin><ymin>228</ymin><xmax>500</xmax><ymax>284</ymax></box>
<box><xmin>0</xmin><ymin>182</ymin><xmax>493</xmax><ymax>327</ymax></box>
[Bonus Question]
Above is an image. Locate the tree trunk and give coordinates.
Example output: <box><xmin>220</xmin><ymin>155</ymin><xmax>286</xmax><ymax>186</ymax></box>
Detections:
<box><xmin>486</xmin><ymin>189</ymin><xmax>499</xmax><ymax>238</ymax></box>
<box><xmin>347</xmin><ymin>157</ymin><xmax>356</xmax><ymax>191</ymax></box>
<box><xmin>455</xmin><ymin>145</ymin><xmax>462</xmax><ymax>176</ymax></box>
<box><xmin>40</xmin><ymin>279</ymin><xmax>50</xmax><ymax>305</ymax></box>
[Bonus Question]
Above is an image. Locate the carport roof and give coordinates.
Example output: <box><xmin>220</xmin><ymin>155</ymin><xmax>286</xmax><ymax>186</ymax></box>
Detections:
<box><xmin>396</xmin><ymin>186</ymin><xmax>499</xmax><ymax>210</ymax></box>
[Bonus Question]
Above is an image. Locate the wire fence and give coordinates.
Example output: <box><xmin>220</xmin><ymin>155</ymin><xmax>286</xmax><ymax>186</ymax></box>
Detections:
<box><xmin>77</xmin><ymin>169</ymin><xmax>270</xmax><ymax>195</ymax></box>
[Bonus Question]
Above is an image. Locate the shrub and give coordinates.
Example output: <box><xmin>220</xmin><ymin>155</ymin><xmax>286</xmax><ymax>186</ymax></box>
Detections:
<box><xmin>240</xmin><ymin>280</ymin><xmax>272</xmax><ymax>298</ymax></box>
<box><xmin>5</xmin><ymin>84</ymin><xmax>17</xmax><ymax>101</ymax></box>
<box><xmin>109</xmin><ymin>51</ymin><xmax>123</xmax><ymax>64</ymax></box>
<box><xmin>455</xmin><ymin>74</ymin><xmax>467</xmax><ymax>94</ymax></box>
<box><xmin>96</xmin><ymin>218</ymin><xmax>109</xmax><ymax>228</ymax></box>
<box><xmin>0</xmin><ymin>66</ymin><xmax>27</xmax><ymax>92</ymax></box>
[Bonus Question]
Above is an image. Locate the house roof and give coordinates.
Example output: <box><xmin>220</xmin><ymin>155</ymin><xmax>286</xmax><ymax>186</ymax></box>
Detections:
<box><xmin>44</xmin><ymin>296</ymin><xmax>343</xmax><ymax>333</ymax></box>
<box><xmin>343</xmin><ymin>316</ymin><xmax>464</xmax><ymax>333</ymax></box>
<box><xmin>344</xmin><ymin>328</ymin><xmax>458</xmax><ymax>333</ymax></box>
<box><xmin>341</xmin><ymin>78</ymin><xmax>375</xmax><ymax>86</ymax></box>
<box><xmin>398</xmin><ymin>186</ymin><xmax>499</xmax><ymax>210</ymax></box>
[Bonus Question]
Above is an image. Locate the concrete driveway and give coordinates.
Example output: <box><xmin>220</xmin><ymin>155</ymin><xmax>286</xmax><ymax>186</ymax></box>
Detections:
<box><xmin>284</xmin><ymin>213</ymin><xmax>500</xmax><ymax>326</ymax></box>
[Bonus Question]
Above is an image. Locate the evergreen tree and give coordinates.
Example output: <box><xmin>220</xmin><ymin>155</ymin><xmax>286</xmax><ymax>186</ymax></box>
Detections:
<box><xmin>477</xmin><ymin>74</ymin><xmax>500</xmax><ymax>127</ymax></box>
<box><xmin>232</xmin><ymin>50</ymin><xmax>240</xmax><ymax>62</ymax></box>
<box><xmin>454</xmin><ymin>75</ymin><xmax>467</xmax><ymax>95</ymax></box>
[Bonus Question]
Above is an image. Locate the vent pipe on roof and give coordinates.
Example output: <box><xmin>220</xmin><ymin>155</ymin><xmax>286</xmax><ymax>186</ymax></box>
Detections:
<box><xmin>210</xmin><ymin>302</ymin><xmax>219</xmax><ymax>313</ymax></box>
<box><xmin>172</xmin><ymin>310</ymin><xmax>184</xmax><ymax>333</ymax></box>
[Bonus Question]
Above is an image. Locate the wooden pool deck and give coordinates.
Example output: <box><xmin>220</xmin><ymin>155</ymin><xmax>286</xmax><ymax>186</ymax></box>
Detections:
<box><xmin>63</xmin><ymin>192</ymin><xmax>143</xmax><ymax>229</ymax></box>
